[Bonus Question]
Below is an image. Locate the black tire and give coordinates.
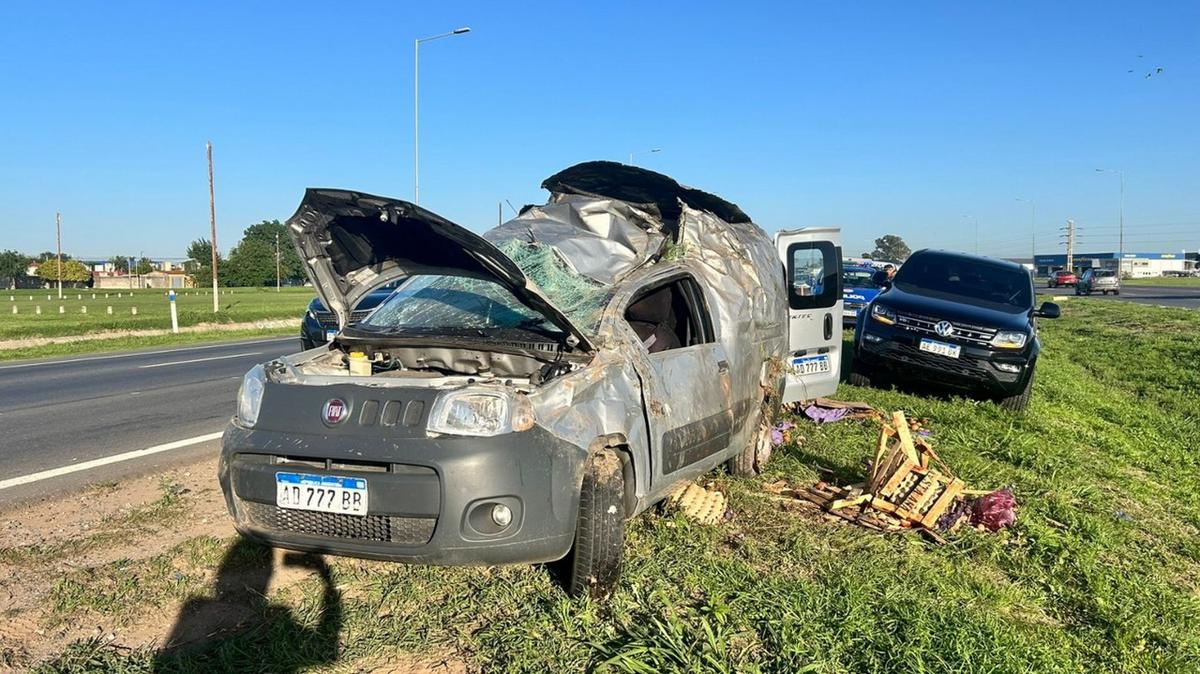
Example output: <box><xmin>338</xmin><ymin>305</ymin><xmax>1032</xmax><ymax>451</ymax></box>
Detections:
<box><xmin>998</xmin><ymin>369</ymin><xmax>1035</xmax><ymax>412</ymax></box>
<box><xmin>300</xmin><ymin>339</ymin><xmax>315</xmax><ymax>351</ymax></box>
<box><xmin>564</xmin><ymin>449</ymin><xmax>625</xmax><ymax>599</ymax></box>
<box><xmin>1113</xmin><ymin>290</ymin><xmax>1120</xmax><ymax>295</ymax></box>
<box><xmin>849</xmin><ymin>360</ymin><xmax>874</xmax><ymax>388</ymax></box>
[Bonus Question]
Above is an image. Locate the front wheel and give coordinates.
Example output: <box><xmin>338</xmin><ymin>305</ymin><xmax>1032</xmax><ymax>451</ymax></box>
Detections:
<box><xmin>998</xmin><ymin>369</ymin><xmax>1035</xmax><ymax>412</ymax></box>
<box><xmin>1113</xmin><ymin>290</ymin><xmax>1120</xmax><ymax>295</ymax></box>
<box><xmin>563</xmin><ymin>449</ymin><xmax>625</xmax><ymax>599</ymax></box>
<box><xmin>728</xmin><ymin>393</ymin><xmax>778</xmax><ymax>476</ymax></box>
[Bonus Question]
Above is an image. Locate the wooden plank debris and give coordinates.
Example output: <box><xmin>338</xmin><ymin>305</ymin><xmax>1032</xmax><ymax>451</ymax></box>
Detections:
<box><xmin>773</xmin><ymin>406</ymin><xmax>988</xmax><ymax>543</ymax></box>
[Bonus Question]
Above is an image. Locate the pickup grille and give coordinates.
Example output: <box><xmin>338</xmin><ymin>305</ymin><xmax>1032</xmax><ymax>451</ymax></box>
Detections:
<box><xmin>895</xmin><ymin>312</ymin><xmax>997</xmax><ymax>346</ymax></box>
<box><xmin>313</xmin><ymin>309</ymin><xmax>374</xmax><ymax>329</ymax></box>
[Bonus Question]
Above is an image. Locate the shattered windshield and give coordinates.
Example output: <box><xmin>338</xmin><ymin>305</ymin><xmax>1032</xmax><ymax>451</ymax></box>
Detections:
<box><xmin>359</xmin><ymin>275</ymin><xmax>564</xmax><ymax>335</ymax></box>
<box><xmin>495</xmin><ymin>240</ymin><xmax>612</xmax><ymax>335</ymax></box>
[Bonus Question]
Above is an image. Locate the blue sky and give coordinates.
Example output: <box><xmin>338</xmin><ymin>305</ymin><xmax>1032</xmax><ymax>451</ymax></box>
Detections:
<box><xmin>0</xmin><ymin>1</ymin><xmax>1196</xmax><ymax>261</ymax></box>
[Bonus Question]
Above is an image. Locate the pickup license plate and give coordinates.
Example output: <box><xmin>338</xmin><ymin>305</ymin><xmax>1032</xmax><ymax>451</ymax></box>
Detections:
<box><xmin>919</xmin><ymin>338</ymin><xmax>961</xmax><ymax>359</ymax></box>
<box><xmin>276</xmin><ymin>472</ymin><xmax>368</xmax><ymax>516</ymax></box>
<box><xmin>792</xmin><ymin>354</ymin><xmax>831</xmax><ymax>375</ymax></box>
<box><xmin>324</xmin><ymin>329</ymin><xmax>337</xmax><ymax>342</ymax></box>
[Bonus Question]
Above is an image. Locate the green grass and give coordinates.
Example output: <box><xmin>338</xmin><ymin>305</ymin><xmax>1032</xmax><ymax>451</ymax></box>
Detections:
<box><xmin>0</xmin><ymin>287</ymin><xmax>312</xmax><ymax>340</ymax></box>
<box><xmin>0</xmin><ymin>326</ymin><xmax>297</xmax><ymax>362</ymax></box>
<box><xmin>1121</xmin><ymin>276</ymin><xmax>1200</xmax><ymax>287</ymax></box>
<box><xmin>31</xmin><ymin>298</ymin><xmax>1200</xmax><ymax>673</ymax></box>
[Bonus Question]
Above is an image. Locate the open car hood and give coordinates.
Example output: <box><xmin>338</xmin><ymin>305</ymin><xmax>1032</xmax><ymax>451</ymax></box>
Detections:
<box><xmin>286</xmin><ymin>188</ymin><xmax>593</xmax><ymax>351</ymax></box>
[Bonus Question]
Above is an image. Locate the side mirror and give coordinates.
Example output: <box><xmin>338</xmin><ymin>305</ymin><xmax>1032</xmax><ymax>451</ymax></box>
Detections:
<box><xmin>1036</xmin><ymin>301</ymin><xmax>1061</xmax><ymax>319</ymax></box>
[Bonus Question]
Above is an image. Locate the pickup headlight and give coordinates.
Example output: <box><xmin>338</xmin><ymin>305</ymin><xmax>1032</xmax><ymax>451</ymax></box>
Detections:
<box><xmin>990</xmin><ymin>330</ymin><xmax>1028</xmax><ymax>349</ymax></box>
<box><xmin>870</xmin><ymin>304</ymin><xmax>897</xmax><ymax>325</ymax></box>
<box><xmin>236</xmin><ymin>365</ymin><xmax>266</xmax><ymax>427</ymax></box>
<box><xmin>427</xmin><ymin>389</ymin><xmax>535</xmax><ymax>437</ymax></box>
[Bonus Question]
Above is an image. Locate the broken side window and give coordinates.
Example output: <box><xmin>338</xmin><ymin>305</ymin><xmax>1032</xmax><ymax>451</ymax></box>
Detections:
<box><xmin>624</xmin><ymin>277</ymin><xmax>715</xmax><ymax>354</ymax></box>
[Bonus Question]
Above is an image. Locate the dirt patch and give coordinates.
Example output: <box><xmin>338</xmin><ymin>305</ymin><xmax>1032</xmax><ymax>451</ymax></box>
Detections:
<box><xmin>0</xmin><ymin>318</ymin><xmax>299</xmax><ymax>351</ymax></box>
<box><xmin>0</xmin><ymin>457</ymin><xmax>237</xmax><ymax>668</ymax></box>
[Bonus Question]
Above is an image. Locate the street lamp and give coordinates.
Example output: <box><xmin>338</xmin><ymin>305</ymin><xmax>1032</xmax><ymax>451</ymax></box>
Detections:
<box><xmin>962</xmin><ymin>214</ymin><xmax>979</xmax><ymax>254</ymax></box>
<box><xmin>629</xmin><ymin>148</ymin><xmax>661</xmax><ymax>165</ymax></box>
<box><xmin>1095</xmin><ymin>168</ymin><xmax>1125</xmax><ymax>276</ymax></box>
<box><xmin>1016</xmin><ymin>198</ymin><xmax>1035</xmax><ymax>274</ymax></box>
<box><xmin>414</xmin><ymin>26</ymin><xmax>471</xmax><ymax>205</ymax></box>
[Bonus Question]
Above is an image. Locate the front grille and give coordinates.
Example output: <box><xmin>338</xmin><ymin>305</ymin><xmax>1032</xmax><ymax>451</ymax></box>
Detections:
<box><xmin>241</xmin><ymin>499</ymin><xmax>435</xmax><ymax>545</ymax></box>
<box><xmin>895</xmin><ymin>312</ymin><xmax>997</xmax><ymax>346</ymax></box>
<box><xmin>313</xmin><ymin>309</ymin><xmax>374</xmax><ymax>329</ymax></box>
<box><xmin>889</xmin><ymin>342</ymin><xmax>989</xmax><ymax>380</ymax></box>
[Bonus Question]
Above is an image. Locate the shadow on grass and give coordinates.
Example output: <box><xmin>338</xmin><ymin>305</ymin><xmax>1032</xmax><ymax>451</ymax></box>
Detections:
<box><xmin>153</xmin><ymin>537</ymin><xmax>342</xmax><ymax>673</ymax></box>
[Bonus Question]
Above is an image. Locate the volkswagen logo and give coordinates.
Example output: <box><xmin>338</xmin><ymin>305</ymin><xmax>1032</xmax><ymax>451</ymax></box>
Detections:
<box><xmin>322</xmin><ymin>398</ymin><xmax>350</xmax><ymax>425</ymax></box>
<box><xmin>934</xmin><ymin>320</ymin><xmax>955</xmax><ymax>337</ymax></box>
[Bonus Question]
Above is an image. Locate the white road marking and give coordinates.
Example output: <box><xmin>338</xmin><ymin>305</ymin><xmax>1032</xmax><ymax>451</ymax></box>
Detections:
<box><xmin>0</xmin><ymin>337</ymin><xmax>293</xmax><ymax>371</ymax></box>
<box><xmin>138</xmin><ymin>352</ymin><xmax>262</xmax><ymax>369</ymax></box>
<box><xmin>0</xmin><ymin>431</ymin><xmax>224</xmax><ymax>491</ymax></box>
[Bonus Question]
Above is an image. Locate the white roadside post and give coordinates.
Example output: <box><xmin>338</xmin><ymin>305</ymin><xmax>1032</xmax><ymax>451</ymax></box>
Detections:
<box><xmin>169</xmin><ymin>289</ymin><xmax>179</xmax><ymax>333</ymax></box>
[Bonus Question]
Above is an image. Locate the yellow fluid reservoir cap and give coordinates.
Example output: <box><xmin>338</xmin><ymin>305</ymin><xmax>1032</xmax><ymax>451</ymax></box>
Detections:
<box><xmin>349</xmin><ymin>351</ymin><xmax>366</xmax><ymax>358</ymax></box>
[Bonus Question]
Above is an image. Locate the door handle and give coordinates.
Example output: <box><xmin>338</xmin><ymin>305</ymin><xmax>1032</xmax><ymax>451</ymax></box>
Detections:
<box><xmin>823</xmin><ymin>313</ymin><xmax>833</xmax><ymax>340</ymax></box>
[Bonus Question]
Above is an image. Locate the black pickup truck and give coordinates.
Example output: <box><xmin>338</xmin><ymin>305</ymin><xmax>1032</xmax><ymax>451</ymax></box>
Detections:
<box><xmin>852</xmin><ymin>249</ymin><xmax>1060</xmax><ymax>411</ymax></box>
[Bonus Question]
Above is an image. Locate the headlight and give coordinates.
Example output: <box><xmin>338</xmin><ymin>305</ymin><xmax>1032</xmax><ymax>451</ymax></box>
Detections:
<box><xmin>990</xmin><ymin>330</ymin><xmax>1028</xmax><ymax>349</ymax></box>
<box><xmin>237</xmin><ymin>365</ymin><xmax>266</xmax><ymax>427</ymax></box>
<box><xmin>870</xmin><ymin>304</ymin><xmax>897</xmax><ymax>325</ymax></box>
<box><xmin>427</xmin><ymin>389</ymin><xmax>535</xmax><ymax>437</ymax></box>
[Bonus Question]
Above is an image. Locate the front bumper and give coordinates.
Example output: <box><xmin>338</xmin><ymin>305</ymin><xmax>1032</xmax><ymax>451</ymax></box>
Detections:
<box><xmin>219</xmin><ymin>423</ymin><xmax>585</xmax><ymax>566</ymax></box>
<box><xmin>299</xmin><ymin>313</ymin><xmax>335</xmax><ymax>348</ymax></box>
<box><xmin>856</xmin><ymin>320</ymin><xmax>1032</xmax><ymax>396</ymax></box>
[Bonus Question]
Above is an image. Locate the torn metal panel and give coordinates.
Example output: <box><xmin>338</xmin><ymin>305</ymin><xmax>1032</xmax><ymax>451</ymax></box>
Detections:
<box><xmin>485</xmin><ymin>195</ymin><xmax>665</xmax><ymax>286</ymax></box>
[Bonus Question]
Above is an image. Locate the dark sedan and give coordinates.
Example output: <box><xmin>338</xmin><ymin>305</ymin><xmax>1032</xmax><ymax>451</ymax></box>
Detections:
<box><xmin>299</xmin><ymin>285</ymin><xmax>400</xmax><ymax>351</ymax></box>
<box><xmin>852</xmin><ymin>250</ymin><xmax>1060</xmax><ymax>411</ymax></box>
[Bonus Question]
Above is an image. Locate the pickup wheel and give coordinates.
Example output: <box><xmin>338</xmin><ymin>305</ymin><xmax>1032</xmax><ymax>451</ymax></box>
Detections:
<box><xmin>564</xmin><ymin>449</ymin><xmax>625</xmax><ymax>599</ymax></box>
<box><xmin>998</xmin><ymin>369</ymin><xmax>1035</xmax><ymax>412</ymax></box>
<box><xmin>849</xmin><ymin>361</ymin><xmax>875</xmax><ymax>388</ymax></box>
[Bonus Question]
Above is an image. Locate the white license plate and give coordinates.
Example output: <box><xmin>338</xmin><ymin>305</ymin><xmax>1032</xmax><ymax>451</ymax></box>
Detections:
<box><xmin>276</xmin><ymin>472</ymin><xmax>368</xmax><ymax>516</ymax></box>
<box><xmin>919</xmin><ymin>338</ymin><xmax>961</xmax><ymax>359</ymax></box>
<box><xmin>792</xmin><ymin>354</ymin><xmax>831</xmax><ymax>375</ymax></box>
<box><xmin>324</xmin><ymin>329</ymin><xmax>338</xmax><ymax>342</ymax></box>
<box><xmin>845</xmin><ymin>307</ymin><xmax>859</xmax><ymax>317</ymax></box>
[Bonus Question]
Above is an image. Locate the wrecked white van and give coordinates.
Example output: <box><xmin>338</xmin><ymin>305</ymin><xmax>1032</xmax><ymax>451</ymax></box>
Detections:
<box><xmin>219</xmin><ymin>162</ymin><xmax>841</xmax><ymax>597</ymax></box>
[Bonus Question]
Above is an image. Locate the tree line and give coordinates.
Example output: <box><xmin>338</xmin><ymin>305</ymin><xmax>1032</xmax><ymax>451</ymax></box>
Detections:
<box><xmin>1</xmin><ymin>220</ymin><xmax>308</xmax><ymax>288</ymax></box>
<box><xmin>186</xmin><ymin>220</ymin><xmax>306</xmax><ymax>288</ymax></box>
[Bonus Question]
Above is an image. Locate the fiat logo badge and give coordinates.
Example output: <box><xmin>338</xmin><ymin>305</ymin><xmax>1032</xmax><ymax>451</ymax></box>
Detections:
<box><xmin>322</xmin><ymin>398</ymin><xmax>349</xmax><ymax>425</ymax></box>
<box><xmin>934</xmin><ymin>321</ymin><xmax>954</xmax><ymax>337</ymax></box>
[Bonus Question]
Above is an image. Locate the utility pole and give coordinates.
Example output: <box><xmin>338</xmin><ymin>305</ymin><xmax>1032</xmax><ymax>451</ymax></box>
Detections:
<box><xmin>1060</xmin><ymin>219</ymin><xmax>1076</xmax><ymax>272</ymax></box>
<box><xmin>207</xmin><ymin>141</ymin><xmax>220</xmax><ymax>312</ymax></box>
<box><xmin>275</xmin><ymin>232</ymin><xmax>281</xmax><ymax>292</ymax></box>
<box><xmin>1016</xmin><ymin>198</ymin><xmax>1035</xmax><ymax>275</ymax></box>
<box><xmin>498</xmin><ymin>201</ymin><xmax>502</xmax><ymax>226</ymax></box>
<box><xmin>55</xmin><ymin>212</ymin><xmax>62</xmax><ymax>299</ymax></box>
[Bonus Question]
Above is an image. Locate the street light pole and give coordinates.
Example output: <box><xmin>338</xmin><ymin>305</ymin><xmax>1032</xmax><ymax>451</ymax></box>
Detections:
<box><xmin>1096</xmin><ymin>168</ymin><xmax>1125</xmax><ymax>276</ymax></box>
<box><xmin>414</xmin><ymin>27</ymin><xmax>471</xmax><ymax>205</ymax></box>
<box><xmin>1016</xmin><ymin>198</ymin><xmax>1035</xmax><ymax>274</ymax></box>
<box><xmin>208</xmin><ymin>141</ymin><xmax>220</xmax><ymax>312</ymax></box>
<box><xmin>275</xmin><ymin>232</ymin><xmax>281</xmax><ymax>292</ymax></box>
<box><xmin>962</xmin><ymin>214</ymin><xmax>979</xmax><ymax>254</ymax></box>
<box><xmin>629</xmin><ymin>148</ymin><xmax>661</xmax><ymax>165</ymax></box>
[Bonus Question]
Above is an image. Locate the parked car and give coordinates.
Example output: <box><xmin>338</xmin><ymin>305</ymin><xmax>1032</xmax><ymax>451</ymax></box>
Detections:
<box><xmin>1075</xmin><ymin>269</ymin><xmax>1120</xmax><ymax>295</ymax></box>
<box><xmin>299</xmin><ymin>284</ymin><xmax>401</xmax><ymax>351</ymax></box>
<box><xmin>842</xmin><ymin>264</ymin><xmax>884</xmax><ymax>324</ymax></box>
<box><xmin>219</xmin><ymin>162</ymin><xmax>842</xmax><ymax>598</ymax></box>
<box><xmin>1048</xmin><ymin>269</ymin><xmax>1076</xmax><ymax>288</ymax></box>
<box><xmin>852</xmin><ymin>249</ymin><xmax>1060</xmax><ymax>411</ymax></box>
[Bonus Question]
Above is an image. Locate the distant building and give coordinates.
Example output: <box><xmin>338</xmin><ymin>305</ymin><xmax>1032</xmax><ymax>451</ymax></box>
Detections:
<box><xmin>1033</xmin><ymin>252</ymin><xmax>1197</xmax><ymax>278</ymax></box>
<box><xmin>92</xmin><ymin>270</ymin><xmax>194</xmax><ymax>289</ymax></box>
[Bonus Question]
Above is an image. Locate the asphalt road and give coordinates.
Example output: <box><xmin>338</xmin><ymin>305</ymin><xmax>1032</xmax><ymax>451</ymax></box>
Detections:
<box><xmin>1041</xmin><ymin>283</ymin><xmax>1200</xmax><ymax>309</ymax></box>
<box><xmin>0</xmin><ymin>336</ymin><xmax>297</xmax><ymax>507</ymax></box>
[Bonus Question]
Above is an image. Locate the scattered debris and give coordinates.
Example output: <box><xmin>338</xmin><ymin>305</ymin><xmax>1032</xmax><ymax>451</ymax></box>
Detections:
<box><xmin>797</xmin><ymin>397</ymin><xmax>885</xmax><ymax>422</ymax></box>
<box><xmin>766</xmin><ymin>410</ymin><xmax>1014</xmax><ymax>542</ymax></box>
<box><xmin>771</xmin><ymin>421</ymin><xmax>800</xmax><ymax>446</ymax></box>
<box><xmin>970</xmin><ymin>488</ymin><xmax>1017</xmax><ymax>531</ymax></box>
<box><xmin>666</xmin><ymin>482</ymin><xmax>728</xmax><ymax>525</ymax></box>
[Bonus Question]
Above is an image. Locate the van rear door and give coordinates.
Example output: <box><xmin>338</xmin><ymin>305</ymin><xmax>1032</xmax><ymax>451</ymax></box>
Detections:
<box><xmin>776</xmin><ymin>228</ymin><xmax>843</xmax><ymax>403</ymax></box>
